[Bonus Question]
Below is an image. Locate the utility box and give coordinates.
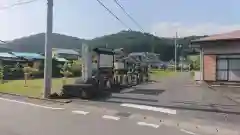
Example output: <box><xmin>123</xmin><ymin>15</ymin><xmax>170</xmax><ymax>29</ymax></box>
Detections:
<box><xmin>194</xmin><ymin>71</ymin><xmax>202</xmax><ymax>81</ymax></box>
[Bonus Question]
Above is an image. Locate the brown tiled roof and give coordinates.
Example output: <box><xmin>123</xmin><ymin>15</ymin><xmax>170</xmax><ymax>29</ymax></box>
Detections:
<box><xmin>192</xmin><ymin>30</ymin><xmax>240</xmax><ymax>42</ymax></box>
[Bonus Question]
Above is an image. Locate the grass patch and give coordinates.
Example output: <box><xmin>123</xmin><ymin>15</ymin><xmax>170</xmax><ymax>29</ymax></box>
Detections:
<box><xmin>0</xmin><ymin>78</ymin><xmax>77</xmax><ymax>98</ymax></box>
<box><xmin>150</xmin><ymin>69</ymin><xmax>176</xmax><ymax>79</ymax></box>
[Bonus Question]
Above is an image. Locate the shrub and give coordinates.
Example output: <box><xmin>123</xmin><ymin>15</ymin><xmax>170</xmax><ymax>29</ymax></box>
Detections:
<box><xmin>70</xmin><ymin>60</ymin><xmax>82</xmax><ymax>76</ymax></box>
<box><xmin>60</xmin><ymin>62</ymin><xmax>73</xmax><ymax>85</ymax></box>
<box><xmin>0</xmin><ymin>65</ymin><xmax>5</xmax><ymax>84</ymax></box>
<box><xmin>60</xmin><ymin>62</ymin><xmax>73</xmax><ymax>77</ymax></box>
<box><xmin>23</xmin><ymin>66</ymin><xmax>39</xmax><ymax>86</ymax></box>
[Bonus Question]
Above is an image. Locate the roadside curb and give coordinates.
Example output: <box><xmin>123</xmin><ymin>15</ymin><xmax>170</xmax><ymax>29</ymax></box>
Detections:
<box><xmin>0</xmin><ymin>92</ymin><xmax>72</xmax><ymax>104</ymax></box>
<box><xmin>205</xmin><ymin>83</ymin><xmax>240</xmax><ymax>106</ymax></box>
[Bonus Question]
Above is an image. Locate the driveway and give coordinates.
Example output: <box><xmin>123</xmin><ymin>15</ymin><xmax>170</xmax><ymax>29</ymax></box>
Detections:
<box><xmin>107</xmin><ymin>72</ymin><xmax>239</xmax><ymax>112</ymax></box>
<box><xmin>85</xmin><ymin>72</ymin><xmax>240</xmax><ymax>125</ymax></box>
<box><xmin>210</xmin><ymin>86</ymin><xmax>240</xmax><ymax>105</ymax></box>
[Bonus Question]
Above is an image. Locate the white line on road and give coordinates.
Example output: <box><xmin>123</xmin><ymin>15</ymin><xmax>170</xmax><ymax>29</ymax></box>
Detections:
<box><xmin>180</xmin><ymin>129</ymin><xmax>198</xmax><ymax>135</ymax></box>
<box><xmin>120</xmin><ymin>103</ymin><xmax>177</xmax><ymax>115</ymax></box>
<box><xmin>137</xmin><ymin>122</ymin><xmax>159</xmax><ymax>128</ymax></box>
<box><xmin>102</xmin><ymin>115</ymin><xmax>120</xmax><ymax>121</ymax></box>
<box><xmin>72</xmin><ymin>110</ymin><xmax>89</xmax><ymax>115</ymax></box>
<box><xmin>0</xmin><ymin>97</ymin><xmax>65</xmax><ymax>110</ymax></box>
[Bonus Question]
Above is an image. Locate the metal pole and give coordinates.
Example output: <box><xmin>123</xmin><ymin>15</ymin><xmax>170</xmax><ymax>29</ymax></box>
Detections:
<box><xmin>200</xmin><ymin>47</ymin><xmax>204</xmax><ymax>81</ymax></box>
<box><xmin>180</xmin><ymin>46</ymin><xmax>183</xmax><ymax>72</ymax></box>
<box><xmin>43</xmin><ymin>0</ymin><xmax>53</xmax><ymax>98</ymax></box>
<box><xmin>174</xmin><ymin>32</ymin><xmax>177</xmax><ymax>72</ymax></box>
<box><xmin>181</xmin><ymin>63</ymin><xmax>183</xmax><ymax>72</ymax></box>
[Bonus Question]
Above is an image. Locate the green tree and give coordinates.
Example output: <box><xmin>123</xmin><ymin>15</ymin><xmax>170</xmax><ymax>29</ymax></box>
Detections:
<box><xmin>60</xmin><ymin>62</ymin><xmax>73</xmax><ymax>85</ymax></box>
<box><xmin>23</xmin><ymin>65</ymin><xmax>38</xmax><ymax>86</ymax></box>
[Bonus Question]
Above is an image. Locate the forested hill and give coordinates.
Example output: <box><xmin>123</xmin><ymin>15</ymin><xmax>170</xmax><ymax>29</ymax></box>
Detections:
<box><xmin>1</xmin><ymin>31</ymin><xmax>205</xmax><ymax>61</ymax></box>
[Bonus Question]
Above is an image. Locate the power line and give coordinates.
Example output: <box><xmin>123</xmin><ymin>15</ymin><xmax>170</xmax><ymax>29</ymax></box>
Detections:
<box><xmin>113</xmin><ymin>0</ymin><xmax>144</xmax><ymax>33</ymax></box>
<box><xmin>0</xmin><ymin>0</ymin><xmax>39</xmax><ymax>11</ymax></box>
<box><xmin>95</xmin><ymin>0</ymin><xmax>132</xmax><ymax>31</ymax></box>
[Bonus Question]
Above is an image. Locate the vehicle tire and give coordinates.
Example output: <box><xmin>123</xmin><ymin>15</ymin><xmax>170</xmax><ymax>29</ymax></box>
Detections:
<box><xmin>81</xmin><ymin>90</ymin><xmax>91</xmax><ymax>99</ymax></box>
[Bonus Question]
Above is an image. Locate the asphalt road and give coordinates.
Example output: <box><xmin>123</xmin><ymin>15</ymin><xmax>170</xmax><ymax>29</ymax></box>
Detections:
<box><xmin>59</xmin><ymin>72</ymin><xmax>240</xmax><ymax>134</ymax></box>
<box><xmin>0</xmin><ymin>96</ymin><xmax>195</xmax><ymax>135</ymax></box>
<box><xmin>0</xmin><ymin>72</ymin><xmax>240</xmax><ymax>135</ymax></box>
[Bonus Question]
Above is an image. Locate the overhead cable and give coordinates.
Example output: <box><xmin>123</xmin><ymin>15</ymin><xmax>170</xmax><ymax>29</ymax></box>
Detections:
<box><xmin>114</xmin><ymin>0</ymin><xmax>144</xmax><ymax>32</ymax></box>
<box><xmin>0</xmin><ymin>0</ymin><xmax>39</xmax><ymax>11</ymax></box>
<box><xmin>96</xmin><ymin>0</ymin><xmax>132</xmax><ymax>31</ymax></box>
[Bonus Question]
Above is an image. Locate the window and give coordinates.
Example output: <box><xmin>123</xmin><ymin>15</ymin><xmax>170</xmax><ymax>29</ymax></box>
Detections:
<box><xmin>216</xmin><ymin>59</ymin><xmax>228</xmax><ymax>80</ymax></box>
<box><xmin>229</xmin><ymin>59</ymin><xmax>240</xmax><ymax>81</ymax></box>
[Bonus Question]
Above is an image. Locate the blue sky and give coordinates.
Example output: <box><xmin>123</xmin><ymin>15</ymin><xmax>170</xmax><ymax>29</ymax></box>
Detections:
<box><xmin>0</xmin><ymin>0</ymin><xmax>239</xmax><ymax>40</ymax></box>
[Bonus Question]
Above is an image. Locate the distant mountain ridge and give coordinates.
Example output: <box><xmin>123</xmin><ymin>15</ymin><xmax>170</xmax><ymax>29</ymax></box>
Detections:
<box><xmin>1</xmin><ymin>31</ymin><xmax>206</xmax><ymax>61</ymax></box>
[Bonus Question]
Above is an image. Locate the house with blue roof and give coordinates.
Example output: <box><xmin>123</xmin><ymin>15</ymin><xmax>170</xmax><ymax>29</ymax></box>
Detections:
<box><xmin>0</xmin><ymin>52</ymin><xmax>26</xmax><ymax>77</ymax></box>
<box><xmin>10</xmin><ymin>52</ymin><xmax>44</xmax><ymax>60</ymax></box>
<box><xmin>8</xmin><ymin>52</ymin><xmax>46</xmax><ymax>70</ymax></box>
<box><xmin>52</xmin><ymin>48</ymin><xmax>80</xmax><ymax>61</ymax></box>
<box><xmin>0</xmin><ymin>52</ymin><xmax>24</xmax><ymax>62</ymax></box>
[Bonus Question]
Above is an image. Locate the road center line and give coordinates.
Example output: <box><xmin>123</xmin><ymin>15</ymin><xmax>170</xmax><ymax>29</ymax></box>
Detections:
<box><xmin>102</xmin><ymin>115</ymin><xmax>120</xmax><ymax>120</ymax></box>
<box><xmin>0</xmin><ymin>97</ymin><xmax>65</xmax><ymax>110</ymax></box>
<box><xmin>72</xmin><ymin>110</ymin><xmax>89</xmax><ymax>115</ymax></box>
<box><xmin>180</xmin><ymin>129</ymin><xmax>198</xmax><ymax>135</ymax></box>
<box><xmin>120</xmin><ymin>103</ymin><xmax>177</xmax><ymax>115</ymax></box>
<box><xmin>137</xmin><ymin>122</ymin><xmax>159</xmax><ymax>128</ymax></box>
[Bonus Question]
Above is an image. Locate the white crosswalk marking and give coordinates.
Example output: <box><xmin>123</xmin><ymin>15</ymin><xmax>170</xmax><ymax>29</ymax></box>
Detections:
<box><xmin>0</xmin><ymin>97</ymin><xmax>65</xmax><ymax>110</ymax></box>
<box><xmin>180</xmin><ymin>129</ymin><xmax>197</xmax><ymax>135</ymax></box>
<box><xmin>121</xmin><ymin>103</ymin><xmax>177</xmax><ymax>114</ymax></box>
<box><xmin>102</xmin><ymin>115</ymin><xmax>120</xmax><ymax>120</ymax></box>
<box><xmin>137</xmin><ymin>122</ymin><xmax>159</xmax><ymax>128</ymax></box>
<box><xmin>72</xmin><ymin>110</ymin><xmax>89</xmax><ymax>115</ymax></box>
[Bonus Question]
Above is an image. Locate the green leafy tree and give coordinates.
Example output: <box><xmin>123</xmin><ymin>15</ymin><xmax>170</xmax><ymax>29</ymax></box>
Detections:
<box><xmin>70</xmin><ymin>60</ymin><xmax>82</xmax><ymax>76</ymax></box>
<box><xmin>23</xmin><ymin>65</ymin><xmax>38</xmax><ymax>86</ymax></box>
<box><xmin>3</xmin><ymin>31</ymin><xmax>207</xmax><ymax>62</ymax></box>
<box><xmin>190</xmin><ymin>56</ymin><xmax>200</xmax><ymax>70</ymax></box>
<box><xmin>60</xmin><ymin>62</ymin><xmax>73</xmax><ymax>85</ymax></box>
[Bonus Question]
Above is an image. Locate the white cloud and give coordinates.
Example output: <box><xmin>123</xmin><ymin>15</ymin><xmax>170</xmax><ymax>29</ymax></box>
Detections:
<box><xmin>151</xmin><ymin>22</ymin><xmax>240</xmax><ymax>38</ymax></box>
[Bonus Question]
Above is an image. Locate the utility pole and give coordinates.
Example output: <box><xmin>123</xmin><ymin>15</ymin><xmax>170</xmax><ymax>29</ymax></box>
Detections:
<box><xmin>174</xmin><ymin>32</ymin><xmax>178</xmax><ymax>72</ymax></box>
<box><xmin>43</xmin><ymin>0</ymin><xmax>53</xmax><ymax>98</ymax></box>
